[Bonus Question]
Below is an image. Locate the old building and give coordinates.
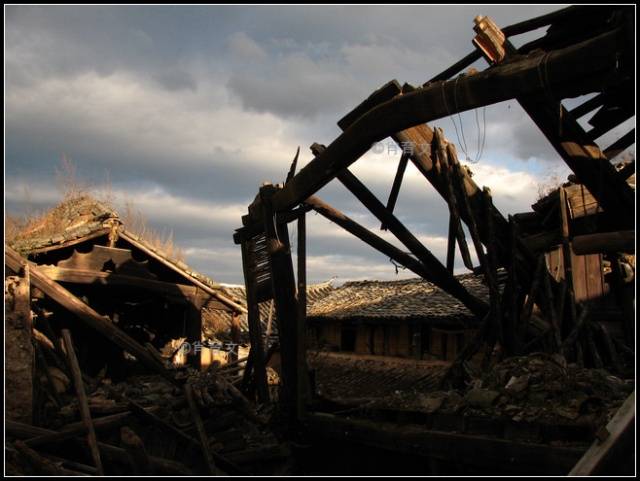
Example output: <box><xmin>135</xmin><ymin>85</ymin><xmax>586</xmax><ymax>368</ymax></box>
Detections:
<box><xmin>307</xmin><ymin>274</ymin><xmax>490</xmax><ymax>362</ymax></box>
<box><xmin>7</xmin><ymin>195</ymin><xmax>244</xmax><ymax>374</ymax></box>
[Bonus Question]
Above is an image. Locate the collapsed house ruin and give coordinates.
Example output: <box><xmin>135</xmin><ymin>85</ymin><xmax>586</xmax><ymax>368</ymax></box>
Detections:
<box><xmin>5</xmin><ymin>197</ymin><xmax>292</xmax><ymax>475</ymax></box>
<box><xmin>3</xmin><ymin>4</ymin><xmax>636</xmax><ymax>477</ymax></box>
<box><xmin>232</xmin><ymin>5</ymin><xmax>635</xmax><ymax>475</ymax></box>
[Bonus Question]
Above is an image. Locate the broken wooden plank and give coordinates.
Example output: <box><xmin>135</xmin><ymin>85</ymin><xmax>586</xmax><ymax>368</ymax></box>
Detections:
<box><xmin>61</xmin><ymin>329</ymin><xmax>104</xmax><ymax>475</ymax></box>
<box><xmin>569</xmin><ymin>391</ymin><xmax>635</xmax><ymax>475</ymax></box>
<box><xmin>184</xmin><ymin>383</ymin><xmax>221</xmax><ymax>475</ymax></box>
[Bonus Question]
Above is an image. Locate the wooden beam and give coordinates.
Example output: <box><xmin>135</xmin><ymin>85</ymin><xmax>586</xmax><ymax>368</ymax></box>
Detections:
<box><xmin>571</xmin><ymin>230</ymin><xmax>635</xmax><ymax>255</ymax></box>
<box><xmin>266</xmin><ymin>28</ymin><xmax>623</xmax><ymax>216</ymax></box>
<box><xmin>339</xmin><ymin>88</ymin><xmax>513</xmax><ymax>273</ymax></box>
<box><xmin>304</xmin><ymin>196</ymin><xmax>437</xmax><ymax>283</ymax></box>
<box><xmin>446</xmin><ymin>213</ymin><xmax>457</xmax><ymax>273</ymax></box>
<box><xmin>426</xmin><ymin>50</ymin><xmax>482</xmax><ymax>84</ymax></box>
<box><xmin>426</xmin><ymin>6</ymin><xmax>590</xmax><ymax>85</ymax></box>
<box><xmin>475</xmin><ymin>25</ymin><xmax>634</xmax><ymax>229</ymax></box>
<box><xmin>61</xmin><ymin>329</ymin><xmax>104</xmax><ymax>475</ymax></box>
<box><xmin>336</xmin><ymin>168</ymin><xmax>489</xmax><ymax>318</ymax></box>
<box><xmin>435</xmin><ymin>128</ymin><xmax>474</xmax><ymax>270</ymax></box>
<box><xmin>233</xmin><ymin>205</ymin><xmax>313</xmax><ymax>245</ymax></box>
<box><xmin>569</xmin><ymin>391</ymin><xmax>635</xmax><ymax>475</ymax></box>
<box><xmin>37</xmin><ymin>266</ymin><xmax>199</xmax><ymax>300</ymax></box>
<box><xmin>381</xmin><ymin>152</ymin><xmax>410</xmax><ymax>230</ymax></box>
<box><xmin>569</xmin><ymin>93</ymin><xmax>605</xmax><ymax>119</ymax></box>
<box><xmin>296</xmin><ymin>211</ymin><xmax>308</xmax><ymax>420</ymax></box>
<box><xmin>603</xmin><ymin>129</ymin><xmax>635</xmax><ymax>160</ymax></box>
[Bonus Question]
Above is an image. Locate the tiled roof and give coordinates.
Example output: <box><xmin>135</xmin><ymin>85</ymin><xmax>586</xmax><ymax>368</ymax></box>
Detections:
<box><xmin>9</xmin><ymin>196</ymin><xmax>117</xmax><ymax>253</ymax></box>
<box><xmin>8</xmin><ymin>195</ymin><xmax>233</xmax><ymax>304</ymax></box>
<box><xmin>309</xmin><ymin>351</ymin><xmax>450</xmax><ymax>401</ymax></box>
<box><xmin>203</xmin><ymin>281</ymin><xmax>335</xmax><ymax>338</ymax></box>
<box><xmin>306</xmin><ymin>274</ymin><xmax>489</xmax><ymax>324</ymax></box>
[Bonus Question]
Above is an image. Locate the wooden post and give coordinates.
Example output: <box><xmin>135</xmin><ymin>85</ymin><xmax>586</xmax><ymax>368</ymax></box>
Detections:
<box><xmin>559</xmin><ymin>187</ymin><xmax>578</xmax><ymax>339</ymax></box>
<box><xmin>230</xmin><ymin>312</ymin><xmax>241</xmax><ymax>363</ymax></box>
<box><xmin>187</xmin><ymin>289</ymin><xmax>203</xmax><ymax>369</ymax></box>
<box><xmin>6</xmin><ymin>263</ymin><xmax>35</xmax><ymax>425</ymax></box>
<box><xmin>61</xmin><ymin>329</ymin><xmax>104</xmax><ymax>475</ymax></box>
<box><xmin>482</xmin><ymin>187</ymin><xmax>503</xmax><ymax>350</ymax></box>
<box><xmin>519</xmin><ymin>255</ymin><xmax>546</xmax><ymax>350</ymax></box>
<box><xmin>436</xmin><ymin>128</ymin><xmax>473</xmax><ymax>271</ymax></box>
<box><xmin>240</xmin><ymin>241</ymin><xmax>269</xmax><ymax>403</ymax></box>
<box><xmin>260</xmin><ymin>185</ymin><xmax>303</xmax><ymax>423</ymax></box>
<box><xmin>446</xmin><ymin>213</ymin><xmax>457</xmax><ymax>273</ymax></box>
<box><xmin>297</xmin><ymin>211</ymin><xmax>309</xmax><ymax>419</ymax></box>
<box><xmin>507</xmin><ymin>215</ymin><xmax>522</xmax><ymax>353</ymax></box>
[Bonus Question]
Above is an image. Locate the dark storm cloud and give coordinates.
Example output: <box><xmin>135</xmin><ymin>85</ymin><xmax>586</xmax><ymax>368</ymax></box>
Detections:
<box><xmin>7</xmin><ymin>4</ymin><xmax>586</xmax><ymax>284</ymax></box>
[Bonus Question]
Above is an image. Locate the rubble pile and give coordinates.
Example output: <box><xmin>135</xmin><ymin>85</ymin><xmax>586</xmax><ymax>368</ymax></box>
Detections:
<box><xmin>316</xmin><ymin>352</ymin><xmax>632</xmax><ymax>436</ymax></box>
<box><xmin>372</xmin><ymin>353</ymin><xmax>633</xmax><ymax>429</ymax></box>
<box><xmin>6</xmin><ymin>363</ymin><xmax>291</xmax><ymax>476</ymax></box>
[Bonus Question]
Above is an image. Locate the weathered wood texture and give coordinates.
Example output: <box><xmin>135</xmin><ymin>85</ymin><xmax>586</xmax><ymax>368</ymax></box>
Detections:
<box><xmin>240</xmin><ymin>240</ymin><xmax>269</xmax><ymax>403</ymax></box>
<box><xmin>5</xmin><ymin>246</ymin><xmax>176</xmax><ymax>385</ymax></box>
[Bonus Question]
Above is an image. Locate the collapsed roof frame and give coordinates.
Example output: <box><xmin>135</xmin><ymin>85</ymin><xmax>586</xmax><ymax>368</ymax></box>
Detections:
<box><xmin>234</xmin><ymin>5</ymin><xmax>635</xmax><ymax>425</ymax></box>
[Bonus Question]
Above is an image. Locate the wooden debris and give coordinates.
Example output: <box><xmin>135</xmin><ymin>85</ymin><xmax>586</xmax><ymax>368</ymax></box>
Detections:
<box><xmin>184</xmin><ymin>383</ymin><xmax>221</xmax><ymax>475</ymax></box>
<box><xmin>61</xmin><ymin>329</ymin><xmax>104</xmax><ymax>475</ymax></box>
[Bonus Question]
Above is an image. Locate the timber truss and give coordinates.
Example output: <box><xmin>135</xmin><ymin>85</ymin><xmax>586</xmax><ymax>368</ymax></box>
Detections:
<box><xmin>233</xmin><ymin>5</ymin><xmax>635</xmax><ymax>421</ymax></box>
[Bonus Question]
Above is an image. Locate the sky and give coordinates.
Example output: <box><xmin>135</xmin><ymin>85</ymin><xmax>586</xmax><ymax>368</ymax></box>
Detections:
<box><xmin>4</xmin><ymin>5</ymin><xmax>634</xmax><ymax>285</ymax></box>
